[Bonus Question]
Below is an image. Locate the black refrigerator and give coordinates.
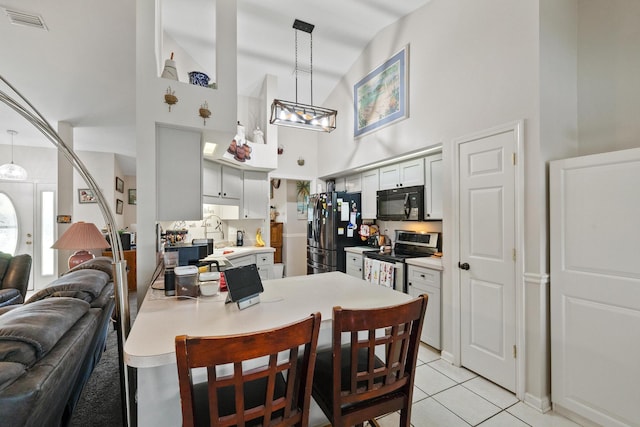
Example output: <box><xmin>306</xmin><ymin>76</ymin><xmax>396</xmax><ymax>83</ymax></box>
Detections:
<box><xmin>307</xmin><ymin>191</ymin><xmax>362</xmax><ymax>274</ymax></box>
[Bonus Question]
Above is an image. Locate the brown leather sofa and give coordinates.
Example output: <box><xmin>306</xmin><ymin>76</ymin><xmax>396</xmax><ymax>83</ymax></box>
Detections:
<box><xmin>0</xmin><ymin>252</ymin><xmax>32</xmax><ymax>308</ymax></box>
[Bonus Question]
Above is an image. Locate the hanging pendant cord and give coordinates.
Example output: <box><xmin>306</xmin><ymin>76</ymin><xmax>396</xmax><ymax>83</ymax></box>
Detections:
<box><xmin>310</xmin><ymin>31</ymin><xmax>313</xmax><ymax>106</ymax></box>
<box><xmin>9</xmin><ymin>130</ymin><xmax>15</xmax><ymax>163</ymax></box>
<box><xmin>294</xmin><ymin>29</ymin><xmax>299</xmax><ymax>103</ymax></box>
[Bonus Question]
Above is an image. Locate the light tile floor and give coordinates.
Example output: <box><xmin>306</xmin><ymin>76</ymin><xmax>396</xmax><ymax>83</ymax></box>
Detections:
<box><xmin>373</xmin><ymin>343</ymin><xmax>584</xmax><ymax>427</ymax></box>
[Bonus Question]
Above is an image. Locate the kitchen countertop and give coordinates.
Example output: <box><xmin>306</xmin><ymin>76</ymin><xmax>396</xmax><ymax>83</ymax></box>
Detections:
<box><xmin>345</xmin><ymin>246</ymin><xmax>377</xmax><ymax>254</ymax></box>
<box><xmin>406</xmin><ymin>257</ymin><xmax>444</xmax><ymax>271</ymax></box>
<box><xmin>207</xmin><ymin>246</ymin><xmax>275</xmax><ymax>260</ymax></box>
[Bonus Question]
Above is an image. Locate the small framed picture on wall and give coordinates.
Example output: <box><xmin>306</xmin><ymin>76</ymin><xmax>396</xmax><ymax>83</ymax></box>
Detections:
<box><xmin>115</xmin><ymin>177</ymin><xmax>124</xmax><ymax>193</ymax></box>
<box><xmin>128</xmin><ymin>188</ymin><xmax>137</xmax><ymax>205</ymax></box>
<box><xmin>116</xmin><ymin>199</ymin><xmax>123</xmax><ymax>215</ymax></box>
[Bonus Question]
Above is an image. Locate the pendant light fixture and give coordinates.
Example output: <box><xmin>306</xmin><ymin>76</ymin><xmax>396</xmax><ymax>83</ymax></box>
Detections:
<box><xmin>0</xmin><ymin>130</ymin><xmax>28</xmax><ymax>181</ymax></box>
<box><xmin>270</xmin><ymin>19</ymin><xmax>337</xmax><ymax>133</ymax></box>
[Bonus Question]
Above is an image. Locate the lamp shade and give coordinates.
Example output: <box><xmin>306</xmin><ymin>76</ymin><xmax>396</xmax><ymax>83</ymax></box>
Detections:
<box><xmin>52</xmin><ymin>221</ymin><xmax>110</xmax><ymax>268</ymax></box>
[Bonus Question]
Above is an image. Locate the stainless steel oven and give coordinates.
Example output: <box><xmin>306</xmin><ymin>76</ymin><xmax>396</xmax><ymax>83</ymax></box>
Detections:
<box><xmin>363</xmin><ymin>230</ymin><xmax>440</xmax><ymax>293</ymax></box>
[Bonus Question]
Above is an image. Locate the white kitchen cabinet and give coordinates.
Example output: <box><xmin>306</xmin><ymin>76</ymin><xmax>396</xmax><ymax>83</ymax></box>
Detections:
<box><xmin>407</xmin><ymin>265</ymin><xmax>441</xmax><ymax>349</ymax></box>
<box><xmin>379</xmin><ymin>158</ymin><xmax>424</xmax><ymax>190</ymax></box>
<box><xmin>345</xmin><ymin>252</ymin><xmax>364</xmax><ymax>279</ymax></box>
<box><xmin>361</xmin><ymin>169</ymin><xmax>379</xmax><ymax>219</ymax></box>
<box><xmin>157</xmin><ymin>126</ymin><xmax>202</xmax><ymax>221</ymax></box>
<box><xmin>424</xmin><ymin>153</ymin><xmax>443</xmax><ymax>220</ymax></box>
<box><xmin>203</xmin><ymin>160</ymin><xmax>242</xmax><ymax>200</ymax></box>
<box><xmin>229</xmin><ymin>252</ymin><xmax>274</xmax><ymax>281</ymax></box>
<box><xmin>345</xmin><ymin>174</ymin><xmax>362</xmax><ymax>193</ymax></box>
<box><xmin>242</xmin><ymin>171</ymin><xmax>268</xmax><ymax>219</ymax></box>
<box><xmin>333</xmin><ymin>177</ymin><xmax>346</xmax><ymax>192</ymax></box>
<box><xmin>255</xmin><ymin>252</ymin><xmax>274</xmax><ymax>280</ymax></box>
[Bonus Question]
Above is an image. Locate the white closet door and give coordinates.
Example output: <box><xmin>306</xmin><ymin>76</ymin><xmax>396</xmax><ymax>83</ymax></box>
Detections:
<box><xmin>550</xmin><ymin>148</ymin><xmax>640</xmax><ymax>427</ymax></box>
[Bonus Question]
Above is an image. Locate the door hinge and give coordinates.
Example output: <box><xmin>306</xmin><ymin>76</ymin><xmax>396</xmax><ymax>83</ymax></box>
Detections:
<box><xmin>512</xmin><ymin>248</ymin><xmax>516</xmax><ymax>261</ymax></box>
<box><xmin>512</xmin><ymin>153</ymin><xmax>516</xmax><ymax>165</ymax></box>
<box><xmin>513</xmin><ymin>345</ymin><xmax>517</xmax><ymax>358</ymax></box>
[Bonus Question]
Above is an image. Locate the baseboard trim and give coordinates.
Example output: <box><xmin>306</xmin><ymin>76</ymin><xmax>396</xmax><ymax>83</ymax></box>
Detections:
<box><xmin>440</xmin><ymin>350</ymin><xmax>455</xmax><ymax>365</ymax></box>
<box><xmin>524</xmin><ymin>392</ymin><xmax>551</xmax><ymax>413</ymax></box>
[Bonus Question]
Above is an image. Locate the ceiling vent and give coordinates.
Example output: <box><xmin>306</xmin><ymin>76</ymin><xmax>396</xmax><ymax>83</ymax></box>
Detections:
<box><xmin>4</xmin><ymin>8</ymin><xmax>48</xmax><ymax>30</ymax></box>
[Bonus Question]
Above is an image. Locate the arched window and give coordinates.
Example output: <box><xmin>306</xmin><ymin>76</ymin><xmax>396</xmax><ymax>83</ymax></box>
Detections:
<box><xmin>0</xmin><ymin>193</ymin><xmax>18</xmax><ymax>255</ymax></box>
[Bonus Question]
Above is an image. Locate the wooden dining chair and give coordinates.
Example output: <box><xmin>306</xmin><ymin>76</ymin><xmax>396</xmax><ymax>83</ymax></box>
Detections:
<box><xmin>175</xmin><ymin>312</ymin><xmax>321</xmax><ymax>427</ymax></box>
<box><xmin>311</xmin><ymin>295</ymin><xmax>428</xmax><ymax>427</ymax></box>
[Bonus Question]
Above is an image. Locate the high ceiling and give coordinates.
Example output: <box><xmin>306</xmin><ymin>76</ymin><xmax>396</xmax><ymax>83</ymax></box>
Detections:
<box><xmin>0</xmin><ymin>0</ymin><xmax>430</xmax><ymax>175</ymax></box>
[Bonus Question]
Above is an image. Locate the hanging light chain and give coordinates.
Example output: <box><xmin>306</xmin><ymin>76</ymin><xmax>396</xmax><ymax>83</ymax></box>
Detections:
<box><xmin>8</xmin><ymin>130</ymin><xmax>16</xmax><ymax>163</ymax></box>
<box><xmin>310</xmin><ymin>31</ymin><xmax>313</xmax><ymax>106</ymax></box>
<box><xmin>294</xmin><ymin>27</ymin><xmax>299</xmax><ymax>104</ymax></box>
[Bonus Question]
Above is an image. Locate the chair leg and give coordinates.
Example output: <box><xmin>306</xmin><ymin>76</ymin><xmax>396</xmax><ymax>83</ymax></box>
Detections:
<box><xmin>399</xmin><ymin>409</ymin><xmax>410</xmax><ymax>427</ymax></box>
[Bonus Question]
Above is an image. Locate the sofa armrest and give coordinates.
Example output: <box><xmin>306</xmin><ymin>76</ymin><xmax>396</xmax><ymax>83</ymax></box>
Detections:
<box><xmin>0</xmin><ymin>289</ymin><xmax>23</xmax><ymax>308</ymax></box>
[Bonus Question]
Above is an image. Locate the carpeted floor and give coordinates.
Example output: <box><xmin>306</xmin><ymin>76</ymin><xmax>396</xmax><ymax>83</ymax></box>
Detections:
<box><xmin>69</xmin><ymin>324</ymin><xmax>123</xmax><ymax>427</ymax></box>
<box><xmin>70</xmin><ymin>293</ymin><xmax>137</xmax><ymax>427</ymax></box>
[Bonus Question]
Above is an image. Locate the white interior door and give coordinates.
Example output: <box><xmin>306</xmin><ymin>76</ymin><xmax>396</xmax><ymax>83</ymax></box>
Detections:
<box><xmin>550</xmin><ymin>148</ymin><xmax>640</xmax><ymax>427</ymax></box>
<box><xmin>458</xmin><ymin>129</ymin><xmax>516</xmax><ymax>392</ymax></box>
<box><xmin>0</xmin><ymin>182</ymin><xmax>35</xmax><ymax>289</ymax></box>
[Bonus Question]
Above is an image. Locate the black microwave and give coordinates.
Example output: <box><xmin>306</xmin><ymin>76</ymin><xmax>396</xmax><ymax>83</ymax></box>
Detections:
<box><xmin>376</xmin><ymin>185</ymin><xmax>424</xmax><ymax>221</ymax></box>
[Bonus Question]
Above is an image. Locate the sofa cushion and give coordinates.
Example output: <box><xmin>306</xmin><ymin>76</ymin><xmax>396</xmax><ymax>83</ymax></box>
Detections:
<box><xmin>63</xmin><ymin>256</ymin><xmax>113</xmax><ymax>281</ymax></box>
<box><xmin>0</xmin><ymin>298</ymin><xmax>90</xmax><ymax>367</ymax></box>
<box><xmin>0</xmin><ymin>361</ymin><xmax>26</xmax><ymax>392</ymax></box>
<box><xmin>26</xmin><ymin>269</ymin><xmax>110</xmax><ymax>304</ymax></box>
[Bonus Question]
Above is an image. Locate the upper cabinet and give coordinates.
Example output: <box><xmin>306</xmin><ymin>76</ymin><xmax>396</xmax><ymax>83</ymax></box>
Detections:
<box><xmin>379</xmin><ymin>158</ymin><xmax>424</xmax><ymax>190</ymax></box>
<box><xmin>203</xmin><ymin>160</ymin><xmax>242</xmax><ymax>202</ymax></box>
<box><xmin>361</xmin><ymin>169</ymin><xmax>379</xmax><ymax>219</ymax></box>
<box><xmin>424</xmin><ymin>153</ymin><xmax>443</xmax><ymax>220</ymax></box>
<box><xmin>242</xmin><ymin>171</ymin><xmax>268</xmax><ymax>219</ymax></box>
<box><xmin>157</xmin><ymin>126</ymin><xmax>202</xmax><ymax>221</ymax></box>
<box><xmin>345</xmin><ymin>174</ymin><xmax>362</xmax><ymax>193</ymax></box>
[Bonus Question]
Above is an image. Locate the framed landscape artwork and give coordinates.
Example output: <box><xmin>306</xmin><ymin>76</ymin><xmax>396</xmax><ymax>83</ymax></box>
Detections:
<box><xmin>128</xmin><ymin>188</ymin><xmax>137</xmax><ymax>205</ymax></box>
<box><xmin>116</xmin><ymin>199</ymin><xmax>123</xmax><ymax>215</ymax></box>
<box><xmin>354</xmin><ymin>46</ymin><xmax>409</xmax><ymax>138</ymax></box>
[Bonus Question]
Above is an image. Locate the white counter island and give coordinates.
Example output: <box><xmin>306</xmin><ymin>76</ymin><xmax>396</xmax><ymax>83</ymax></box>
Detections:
<box><xmin>125</xmin><ymin>271</ymin><xmax>411</xmax><ymax>426</ymax></box>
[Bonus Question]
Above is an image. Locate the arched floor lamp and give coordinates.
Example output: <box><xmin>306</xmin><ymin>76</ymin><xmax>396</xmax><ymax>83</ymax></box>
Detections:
<box><xmin>0</xmin><ymin>75</ymin><xmax>132</xmax><ymax>426</ymax></box>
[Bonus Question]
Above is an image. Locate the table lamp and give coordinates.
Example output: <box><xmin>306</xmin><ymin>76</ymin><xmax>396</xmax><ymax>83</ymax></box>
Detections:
<box><xmin>52</xmin><ymin>221</ymin><xmax>111</xmax><ymax>269</ymax></box>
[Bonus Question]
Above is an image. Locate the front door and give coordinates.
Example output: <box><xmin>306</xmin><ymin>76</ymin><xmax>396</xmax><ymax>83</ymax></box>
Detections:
<box><xmin>458</xmin><ymin>126</ymin><xmax>517</xmax><ymax>392</ymax></box>
<box><xmin>0</xmin><ymin>182</ymin><xmax>35</xmax><ymax>289</ymax></box>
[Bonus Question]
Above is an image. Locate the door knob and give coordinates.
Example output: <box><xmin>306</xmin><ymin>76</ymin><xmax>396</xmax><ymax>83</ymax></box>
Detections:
<box><xmin>458</xmin><ymin>262</ymin><xmax>470</xmax><ymax>270</ymax></box>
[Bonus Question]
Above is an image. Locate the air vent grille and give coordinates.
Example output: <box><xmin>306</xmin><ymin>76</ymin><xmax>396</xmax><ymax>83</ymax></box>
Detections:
<box><xmin>4</xmin><ymin>9</ymin><xmax>48</xmax><ymax>30</ymax></box>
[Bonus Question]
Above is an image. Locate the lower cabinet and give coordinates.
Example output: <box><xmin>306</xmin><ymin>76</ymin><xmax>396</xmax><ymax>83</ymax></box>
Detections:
<box><xmin>256</xmin><ymin>253</ymin><xmax>274</xmax><ymax>281</ymax></box>
<box><xmin>407</xmin><ymin>265</ymin><xmax>441</xmax><ymax>349</ymax></box>
<box><xmin>230</xmin><ymin>252</ymin><xmax>273</xmax><ymax>281</ymax></box>
<box><xmin>345</xmin><ymin>252</ymin><xmax>364</xmax><ymax>279</ymax></box>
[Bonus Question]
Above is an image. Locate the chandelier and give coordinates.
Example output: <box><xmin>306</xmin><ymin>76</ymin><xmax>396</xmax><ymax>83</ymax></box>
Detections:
<box><xmin>0</xmin><ymin>130</ymin><xmax>28</xmax><ymax>180</ymax></box>
<box><xmin>270</xmin><ymin>19</ymin><xmax>337</xmax><ymax>133</ymax></box>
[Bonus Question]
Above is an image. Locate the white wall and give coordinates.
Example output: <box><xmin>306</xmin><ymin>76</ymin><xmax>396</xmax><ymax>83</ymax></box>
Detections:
<box><xmin>283</xmin><ymin>179</ymin><xmax>308</xmax><ymax>277</ymax></box>
<box><xmin>136</xmin><ymin>0</ymin><xmax>238</xmax><ymax>303</ymax></box>
<box><xmin>74</xmin><ymin>151</ymin><xmax>118</xmax><ymax>229</ymax></box>
<box><xmin>271</xmin><ymin>127</ymin><xmax>318</xmax><ymax>180</ymax></box>
<box><xmin>123</xmin><ymin>175</ymin><xmax>137</xmax><ymax>229</ymax></box>
<box><xmin>318</xmin><ymin>0</ymin><xmax>543</xmax><ymax>402</ymax></box>
<box><xmin>577</xmin><ymin>0</ymin><xmax>640</xmax><ymax>155</ymax></box>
